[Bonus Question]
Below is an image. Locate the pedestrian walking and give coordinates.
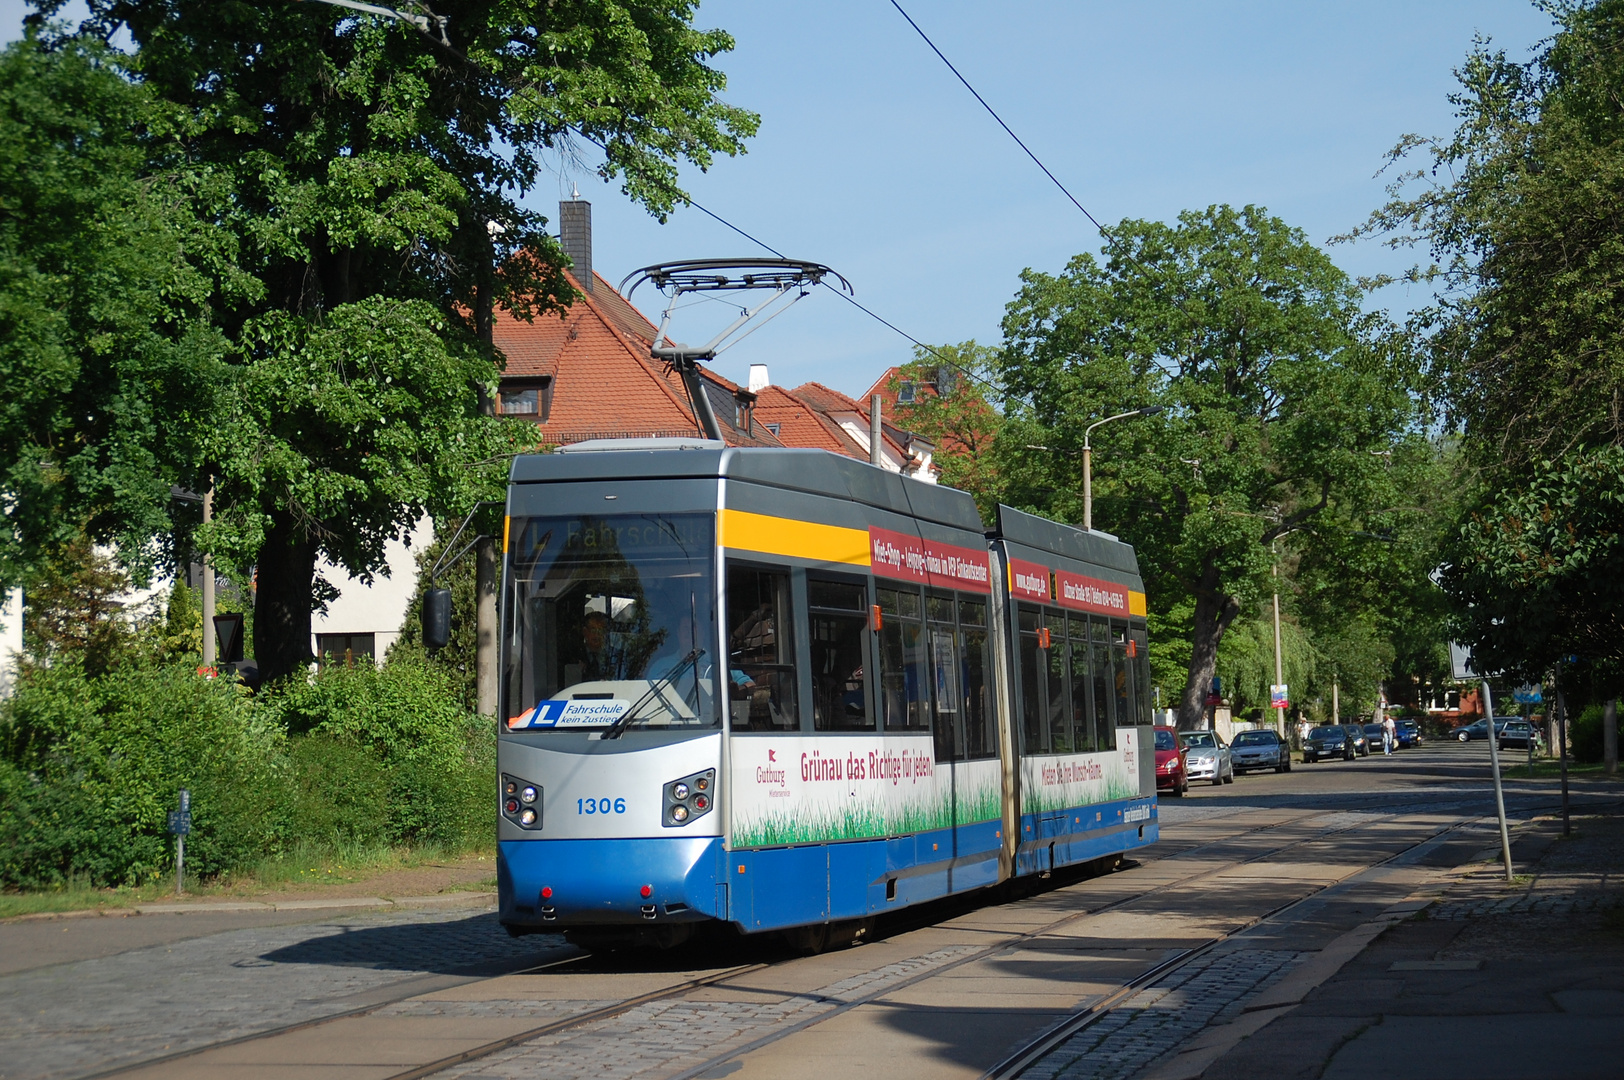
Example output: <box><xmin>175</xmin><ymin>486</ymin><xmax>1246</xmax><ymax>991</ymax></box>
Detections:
<box><xmin>1382</xmin><ymin>713</ymin><xmax>1397</xmax><ymax>756</ymax></box>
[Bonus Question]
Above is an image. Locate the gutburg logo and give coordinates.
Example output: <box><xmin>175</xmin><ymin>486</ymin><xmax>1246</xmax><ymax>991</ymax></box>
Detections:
<box><xmin>756</xmin><ymin>748</ymin><xmax>786</xmax><ymax>787</ymax></box>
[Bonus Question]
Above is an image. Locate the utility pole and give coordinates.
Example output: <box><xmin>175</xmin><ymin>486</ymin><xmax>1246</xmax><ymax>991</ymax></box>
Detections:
<box><xmin>1332</xmin><ymin>682</ymin><xmax>1340</xmax><ymax>726</ymax></box>
<box><xmin>1555</xmin><ymin>672</ymin><xmax>1570</xmax><ymax>837</ymax></box>
<box><xmin>1272</xmin><ymin>564</ymin><xmax>1284</xmax><ymax>736</ymax></box>
<box><xmin>201</xmin><ymin>484</ymin><xmax>215</xmax><ymax>670</ymax></box>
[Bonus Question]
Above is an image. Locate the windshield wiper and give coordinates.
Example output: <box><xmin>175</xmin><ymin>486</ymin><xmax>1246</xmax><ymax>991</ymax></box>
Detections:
<box><xmin>600</xmin><ymin>649</ymin><xmax>704</xmax><ymax>740</ymax></box>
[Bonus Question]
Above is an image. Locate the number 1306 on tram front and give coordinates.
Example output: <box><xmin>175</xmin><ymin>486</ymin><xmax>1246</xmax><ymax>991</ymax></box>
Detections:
<box><xmin>495</xmin><ymin>439</ymin><xmax>1158</xmax><ymax>949</ymax></box>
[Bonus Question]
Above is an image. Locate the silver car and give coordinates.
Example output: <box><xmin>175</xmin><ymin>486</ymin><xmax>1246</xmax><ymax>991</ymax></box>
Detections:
<box><xmin>1230</xmin><ymin>728</ymin><xmax>1291</xmax><ymax>774</ymax></box>
<box><xmin>1179</xmin><ymin>731</ymin><xmax>1234</xmax><ymax>786</ymax></box>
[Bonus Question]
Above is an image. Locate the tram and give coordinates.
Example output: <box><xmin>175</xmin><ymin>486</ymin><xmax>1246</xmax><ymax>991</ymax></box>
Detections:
<box><xmin>495</xmin><ymin>439</ymin><xmax>1158</xmax><ymax>946</ymax></box>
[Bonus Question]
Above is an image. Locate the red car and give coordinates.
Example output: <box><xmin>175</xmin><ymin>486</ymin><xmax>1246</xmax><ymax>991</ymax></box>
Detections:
<box><xmin>1154</xmin><ymin>725</ymin><xmax>1188</xmax><ymax>797</ymax></box>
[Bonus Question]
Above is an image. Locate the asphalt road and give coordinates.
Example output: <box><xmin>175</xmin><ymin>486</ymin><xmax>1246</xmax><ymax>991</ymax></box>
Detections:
<box><xmin>2</xmin><ymin>740</ymin><xmax>1609</xmax><ymax>1080</ymax></box>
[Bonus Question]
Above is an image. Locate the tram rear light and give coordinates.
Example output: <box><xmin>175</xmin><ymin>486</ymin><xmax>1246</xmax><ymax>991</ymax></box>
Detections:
<box><xmin>519</xmin><ymin>808</ymin><xmax>537</xmax><ymax>826</ymax></box>
<box><xmin>541</xmin><ymin>886</ymin><xmax>553</xmax><ymax>899</ymax></box>
<box><xmin>505</xmin><ymin>799</ymin><xmax>520</xmax><ymax>814</ymax></box>
<box><xmin>693</xmin><ymin>794</ymin><xmax>708</xmax><ymax>811</ymax></box>
<box><xmin>695</xmin><ymin>776</ymin><xmax>709</xmax><ymax>791</ymax></box>
<box><xmin>640</xmin><ymin>884</ymin><xmax>653</xmax><ymax>898</ymax></box>
<box><xmin>520</xmin><ymin>786</ymin><xmax>538</xmax><ymax>804</ymax></box>
<box><xmin>505</xmin><ymin>780</ymin><xmax>518</xmax><ymax>795</ymax></box>
<box><xmin>671</xmin><ymin>805</ymin><xmax>689</xmax><ymax>822</ymax></box>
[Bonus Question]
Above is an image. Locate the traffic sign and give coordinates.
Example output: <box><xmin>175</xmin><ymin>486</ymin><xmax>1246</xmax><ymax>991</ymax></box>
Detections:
<box><xmin>167</xmin><ymin>810</ymin><xmax>192</xmax><ymax>835</ymax></box>
<box><xmin>1513</xmin><ymin>684</ymin><xmax>1543</xmax><ymax>705</ymax></box>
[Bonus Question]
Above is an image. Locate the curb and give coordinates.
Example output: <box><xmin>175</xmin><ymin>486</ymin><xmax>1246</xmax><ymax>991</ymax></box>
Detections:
<box><xmin>4</xmin><ymin>892</ymin><xmax>497</xmax><ymax>923</ymax></box>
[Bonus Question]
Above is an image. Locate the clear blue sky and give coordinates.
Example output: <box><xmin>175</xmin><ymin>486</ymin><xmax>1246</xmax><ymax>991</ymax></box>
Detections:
<box><xmin>4</xmin><ymin>1</ymin><xmax>1558</xmax><ymax>397</ymax></box>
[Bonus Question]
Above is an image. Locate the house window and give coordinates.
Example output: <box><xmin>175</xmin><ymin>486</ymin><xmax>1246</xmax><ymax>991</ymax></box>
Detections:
<box><xmin>501</xmin><ymin>388</ymin><xmax>538</xmax><ymax>415</ymax></box>
<box><xmin>896</xmin><ymin>381</ymin><xmax>916</xmax><ymax>405</ymax></box>
<box><xmin>316</xmin><ymin>633</ymin><xmax>375</xmax><ymax>669</ymax></box>
<box><xmin>765</xmin><ymin>422</ymin><xmax>781</xmax><ymax>436</ymax></box>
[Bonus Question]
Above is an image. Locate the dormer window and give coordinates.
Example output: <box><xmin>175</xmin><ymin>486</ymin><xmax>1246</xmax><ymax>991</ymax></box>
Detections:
<box><xmin>498</xmin><ymin>377</ymin><xmax>553</xmax><ymax>421</ymax></box>
<box><xmin>897</xmin><ymin>380</ymin><xmax>916</xmax><ymax>405</ymax></box>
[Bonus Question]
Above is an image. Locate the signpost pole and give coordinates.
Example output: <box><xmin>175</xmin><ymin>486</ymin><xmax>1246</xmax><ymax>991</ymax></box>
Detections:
<box><xmin>1480</xmin><ymin>682</ymin><xmax>1514</xmax><ymax>882</ymax></box>
<box><xmin>1555</xmin><ymin>674</ymin><xmax>1571</xmax><ymax>837</ymax></box>
<box><xmin>171</xmin><ymin>789</ymin><xmax>190</xmax><ymax>896</ymax></box>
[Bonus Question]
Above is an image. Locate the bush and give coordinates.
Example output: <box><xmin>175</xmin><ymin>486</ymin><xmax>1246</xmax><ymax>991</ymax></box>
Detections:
<box><xmin>262</xmin><ymin>659</ymin><xmax>492</xmax><ymax>848</ymax></box>
<box><xmin>1572</xmin><ymin>704</ymin><xmax>1605</xmax><ymax>764</ymax></box>
<box><xmin>0</xmin><ymin>662</ymin><xmax>289</xmax><ymax>887</ymax></box>
<box><xmin>0</xmin><ymin>655</ymin><xmax>491</xmax><ymax>890</ymax></box>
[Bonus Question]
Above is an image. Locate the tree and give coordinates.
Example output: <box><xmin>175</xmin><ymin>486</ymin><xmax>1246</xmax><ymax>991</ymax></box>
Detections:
<box><xmin>0</xmin><ymin>34</ymin><xmax>243</xmax><ymax>592</ymax></box>
<box><xmin>996</xmin><ymin>205</ymin><xmax>1420</xmax><ymax>729</ymax></box>
<box><xmin>29</xmin><ymin>1</ymin><xmax>759</xmax><ymax>684</ymax></box>
<box><xmin>1353</xmin><ymin>1</ymin><xmax>1624</xmax><ymax>691</ymax></box>
<box><xmin>888</xmin><ymin>343</ymin><xmax>1004</xmax><ymax>520</ymax></box>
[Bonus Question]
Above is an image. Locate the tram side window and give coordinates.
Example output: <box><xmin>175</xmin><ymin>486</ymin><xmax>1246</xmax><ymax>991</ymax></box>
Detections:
<box><xmin>959</xmin><ymin>598</ymin><xmax>997</xmax><ymax>759</ymax></box>
<box><xmin>1067</xmin><ymin>615</ymin><xmax>1094</xmax><ymax>753</ymax></box>
<box><xmin>808</xmin><ymin>577</ymin><xmax>872</xmax><ymax>731</ymax></box>
<box><xmin>878</xmin><ymin>587</ymin><xmax>929</xmax><ymax>731</ymax></box>
<box><xmin>1132</xmin><ymin>627</ymin><xmax>1151</xmax><ymax>726</ymax></box>
<box><xmin>1111</xmin><ymin>621</ymin><xmax>1131</xmax><ymax>744</ymax></box>
<box><xmin>1046</xmin><ymin>611</ymin><xmax>1070</xmax><ymax>752</ymax></box>
<box><xmin>927</xmin><ymin>595</ymin><xmax>961</xmax><ymax>761</ymax></box>
<box><xmin>1018</xmin><ymin>606</ymin><xmax>1044</xmax><ymax>753</ymax></box>
<box><xmin>726</xmin><ymin>565</ymin><xmax>798</xmax><ymax>732</ymax></box>
<box><xmin>1089</xmin><ymin>617</ymin><xmax>1115</xmax><ymax>749</ymax></box>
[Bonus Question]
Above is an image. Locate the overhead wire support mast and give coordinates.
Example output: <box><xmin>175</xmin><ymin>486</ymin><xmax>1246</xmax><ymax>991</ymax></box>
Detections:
<box><xmin>620</xmin><ymin>258</ymin><xmax>853</xmax><ymax>442</ymax></box>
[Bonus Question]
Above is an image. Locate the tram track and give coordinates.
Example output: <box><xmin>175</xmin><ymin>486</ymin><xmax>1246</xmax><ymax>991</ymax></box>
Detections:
<box><xmin>67</xmin><ymin>789</ymin><xmax>1596</xmax><ymax>1080</ymax></box>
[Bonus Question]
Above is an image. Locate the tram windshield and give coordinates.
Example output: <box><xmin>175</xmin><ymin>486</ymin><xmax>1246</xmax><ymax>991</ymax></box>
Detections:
<box><xmin>501</xmin><ymin>514</ymin><xmax>718</xmax><ymax>733</ymax></box>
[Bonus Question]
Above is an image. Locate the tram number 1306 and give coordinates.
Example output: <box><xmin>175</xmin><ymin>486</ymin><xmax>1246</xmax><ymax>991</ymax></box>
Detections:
<box><xmin>577</xmin><ymin>797</ymin><xmax>627</xmax><ymax>815</ymax></box>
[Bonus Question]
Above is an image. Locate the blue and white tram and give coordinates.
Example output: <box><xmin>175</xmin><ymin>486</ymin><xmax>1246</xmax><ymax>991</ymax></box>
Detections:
<box><xmin>496</xmin><ymin>440</ymin><xmax>1158</xmax><ymax>945</ymax></box>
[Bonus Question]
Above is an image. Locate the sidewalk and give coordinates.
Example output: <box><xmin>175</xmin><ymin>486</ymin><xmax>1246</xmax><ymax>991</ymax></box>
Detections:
<box><xmin>1197</xmin><ymin>808</ymin><xmax>1624</xmax><ymax>1080</ymax></box>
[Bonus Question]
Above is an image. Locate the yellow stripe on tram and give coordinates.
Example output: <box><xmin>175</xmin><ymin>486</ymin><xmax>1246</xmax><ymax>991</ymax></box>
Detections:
<box><xmin>1129</xmin><ymin>591</ymin><xmax>1147</xmax><ymax>617</ymax></box>
<box><xmin>717</xmin><ymin>509</ymin><xmax>870</xmax><ymax>566</ymax></box>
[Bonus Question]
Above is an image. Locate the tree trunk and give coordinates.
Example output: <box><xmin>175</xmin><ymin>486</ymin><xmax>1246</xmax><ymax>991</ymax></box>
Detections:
<box><xmin>1177</xmin><ymin>565</ymin><xmax>1241</xmax><ymax>731</ymax></box>
<box><xmin>1606</xmin><ymin>698</ymin><xmax>1618</xmax><ymax>776</ymax></box>
<box><xmin>253</xmin><ymin>512</ymin><xmax>318</xmax><ymax>685</ymax></box>
<box><xmin>472</xmin><ymin>213</ymin><xmax>501</xmax><ymax>718</ymax></box>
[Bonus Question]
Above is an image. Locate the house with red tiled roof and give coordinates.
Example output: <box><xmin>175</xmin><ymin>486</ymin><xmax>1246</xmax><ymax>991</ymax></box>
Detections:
<box><xmin>489</xmin><ymin>199</ymin><xmax>936</xmax><ymax>480</ymax></box>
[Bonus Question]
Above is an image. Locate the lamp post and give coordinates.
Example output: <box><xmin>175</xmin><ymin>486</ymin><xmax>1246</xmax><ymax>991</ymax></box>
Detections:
<box><xmin>1082</xmin><ymin>406</ymin><xmax>1164</xmax><ymax>531</ymax></box>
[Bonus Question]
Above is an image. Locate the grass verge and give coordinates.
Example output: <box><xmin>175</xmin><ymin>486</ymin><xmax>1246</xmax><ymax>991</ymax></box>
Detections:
<box><xmin>1</xmin><ymin>840</ymin><xmax>496</xmax><ymax>920</ymax></box>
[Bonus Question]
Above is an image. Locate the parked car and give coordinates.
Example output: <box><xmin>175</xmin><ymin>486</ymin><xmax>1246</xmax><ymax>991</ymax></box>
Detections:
<box><xmin>1180</xmin><ymin>731</ymin><xmax>1235</xmax><ymax>786</ymax></box>
<box><xmin>1497</xmin><ymin>720</ymin><xmax>1545</xmax><ymax>752</ymax></box>
<box><xmin>1454</xmin><ymin>718</ymin><xmax>1512</xmax><ymax>742</ymax></box>
<box><xmin>1155</xmin><ymin>725</ymin><xmax>1189</xmax><ymax>797</ymax></box>
<box><xmin>1363</xmin><ymin>722</ymin><xmax>1390</xmax><ymax>751</ymax></box>
<box><xmin>1343</xmin><ymin>724</ymin><xmax>1370</xmax><ymax>756</ymax></box>
<box><xmin>1397</xmin><ymin>719</ymin><xmax>1422</xmax><ymax>747</ymax></box>
<box><xmin>1231</xmin><ymin>729</ymin><xmax>1291</xmax><ymax>774</ymax></box>
<box><xmin>1303</xmin><ymin>725</ymin><xmax>1353</xmax><ymax>763</ymax></box>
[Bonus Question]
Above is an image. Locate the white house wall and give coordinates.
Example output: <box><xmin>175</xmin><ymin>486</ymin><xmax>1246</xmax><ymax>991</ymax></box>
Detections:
<box><xmin>311</xmin><ymin>515</ymin><xmax>433</xmax><ymax>662</ymax></box>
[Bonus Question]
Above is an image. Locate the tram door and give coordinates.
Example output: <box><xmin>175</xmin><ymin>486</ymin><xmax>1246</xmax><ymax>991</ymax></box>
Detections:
<box><xmin>924</xmin><ymin>593</ymin><xmax>997</xmax><ymax>892</ymax></box>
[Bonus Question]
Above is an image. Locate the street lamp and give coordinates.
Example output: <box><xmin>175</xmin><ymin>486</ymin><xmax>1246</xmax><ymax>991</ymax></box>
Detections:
<box><xmin>1083</xmin><ymin>406</ymin><xmax>1164</xmax><ymax>531</ymax></box>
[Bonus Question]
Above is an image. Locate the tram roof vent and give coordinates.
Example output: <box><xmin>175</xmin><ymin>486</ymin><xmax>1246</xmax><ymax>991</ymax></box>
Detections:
<box><xmin>557</xmin><ymin>437</ymin><xmax>726</xmax><ymax>453</ymax></box>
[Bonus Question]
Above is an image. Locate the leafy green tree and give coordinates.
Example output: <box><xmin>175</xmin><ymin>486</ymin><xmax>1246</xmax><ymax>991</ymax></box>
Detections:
<box><xmin>26</xmin><ymin>1</ymin><xmax>758</xmax><ymax>683</ymax></box>
<box><xmin>996</xmin><ymin>205</ymin><xmax>1421</xmax><ymax>729</ymax></box>
<box><xmin>889</xmin><ymin>343</ymin><xmax>1004</xmax><ymax>520</ymax></box>
<box><xmin>1353</xmin><ymin>1</ymin><xmax>1624</xmax><ymax>691</ymax></box>
<box><xmin>0</xmin><ymin>34</ymin><xmax>243</xmax><ymax>591</ymax></box>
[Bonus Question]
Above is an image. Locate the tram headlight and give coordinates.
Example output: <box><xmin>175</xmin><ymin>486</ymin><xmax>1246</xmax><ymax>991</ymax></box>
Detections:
<box><xmin>501</xmin><ymin>773</ymin><xmax>542</xmax><ymax>830</ymax></box>
<box><xmin>663</xmin><ymin>768</ymin><xmax>716</xmax><ymax>828</ymax></box>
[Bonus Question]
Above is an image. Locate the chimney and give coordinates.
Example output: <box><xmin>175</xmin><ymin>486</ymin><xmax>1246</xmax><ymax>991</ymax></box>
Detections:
<box><xmin>560</xmin><ymin>198</ymin><xmax>592</xmax><ymax>293</ymax></box>
<box><xmin>748</xmin><ymin>364</ymin><xmax>770</xmax><ymax>392</ymax></box>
